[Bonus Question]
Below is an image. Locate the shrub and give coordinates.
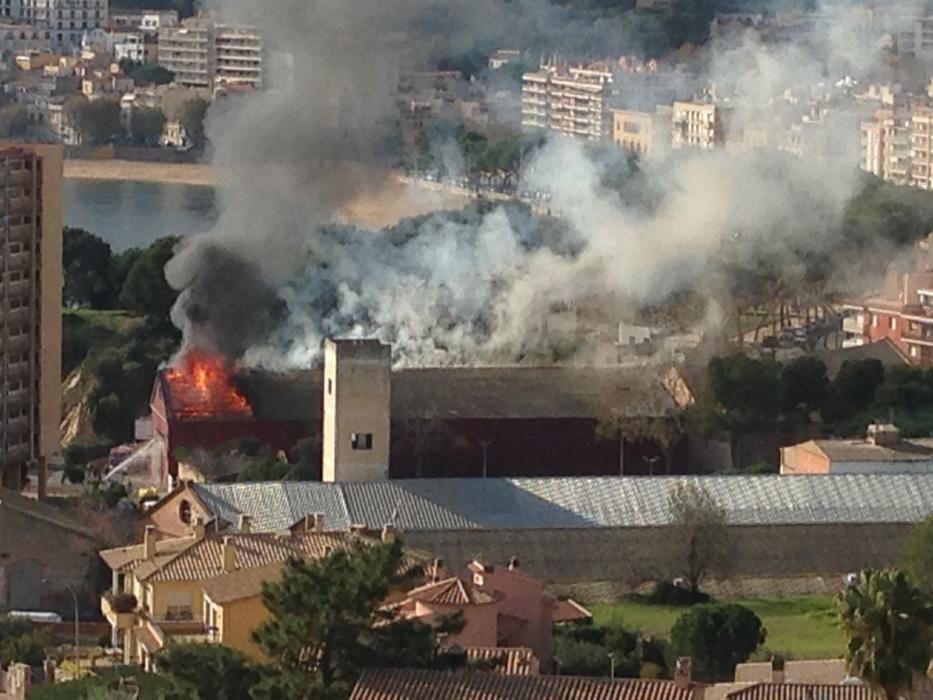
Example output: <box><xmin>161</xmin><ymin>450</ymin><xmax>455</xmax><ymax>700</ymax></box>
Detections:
<box><xmin>669</xmin><ymin>603</ymin><xmax>766</xmax><ymax>681</ymax></box>
<box><xmin>647</xmin><ymin>580</ymin><xmax>711</xmax><ymax>606</ymax></box>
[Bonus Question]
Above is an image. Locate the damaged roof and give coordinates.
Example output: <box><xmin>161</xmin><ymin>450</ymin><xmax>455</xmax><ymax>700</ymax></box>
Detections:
<box><xmin>158</xmin><ymin>365</ymin><xmax>676</xmax><ymax>423</ymax></box>
<box><xmin>191</xmin><ymin>473</ymin><xmax>933</xmax><ymax>533</ymax></box>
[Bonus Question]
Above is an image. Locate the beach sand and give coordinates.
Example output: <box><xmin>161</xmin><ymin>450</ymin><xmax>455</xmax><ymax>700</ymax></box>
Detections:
<box><xmin>64</xmin><ymin>158</ymin><xmax>473</xmax><ymax>229</ymax></box>
<box><xmin>64</xmin><ymin>158</ymin><xmax>215</xmax><ymax>186</ymax></box>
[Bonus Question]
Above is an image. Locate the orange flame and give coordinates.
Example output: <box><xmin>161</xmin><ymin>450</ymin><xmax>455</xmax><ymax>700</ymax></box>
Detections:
<box><xmin>165</xmin><ymin>349</ymin><xmax>253</xmax><ymax>419</ymax></box>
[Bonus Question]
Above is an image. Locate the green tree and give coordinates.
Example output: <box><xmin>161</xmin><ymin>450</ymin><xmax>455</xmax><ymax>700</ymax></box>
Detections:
<box><xmin>669</xmin><ymin>604</ymin><xmax>765</xmax><ymax>682</ymax></box>
<box><xmin>554</xmin><ymin>622</ymin><xmax>648</xmax><ymax>678</ymax></box>
<box><xmin>0</xmin><ymin>615</ymin><xmax>47</xmax><ymax>668</ymax></box>
<box><xmin>0</xmin><ymin>103</ymin><xmax>30</xmax><ymax>138</ymax></box>
<box><xmin>821</xmin><ymin>359</ymin><xmax>885</xmax><ymax>426</ymax></box>
<box><xmin>177</xmin><ymin>97</ymin><xmax>209</xmax><ymax>149</ymax></box>
<box><xmin>253</xmin><ymin>541</ymin><xmax>455</xmax><ymax>696</ymax></box>
<box><xmin>66</xmin><ymin>97</ymin><xmax>122</xmax><ymax>145</ymax></box>
<box><xmin>668</xmin><ymin>481</ymin><xmax>731</xmax><ymax>594</ymax></box>
<box><xmin>708</xmin><ymin>354</ymin><xmax>781</xmax><ymax>465</ymax></box>
<box><xmin>119</xmin><ymin>236</ymin><xmax>180</xmax><ymax>324</ymax></box>
<box><xmin>902</xmin><ymin>516</ymin><xmax>933</xmax><ymax>596</ymax></box>
<box><xmin>119</xmin><ymin>59</ymin><xmax>174</xmax><ymax>86</ymax></box>
<box><xmin>130</xmin><ymin>107</ymin><xmax>166</xmax><ymax>146</ymax></box>
<box><xmin>63</xmin><ymin>227</ymin><xmax>117</xmax><ymax>308</ymax></box>
<box><xmin>781</xmin><ymin>356</ymin><xmax>829</xmax><ymax>419</ymax></box>
<box><xmin>837</xmin><ymin>569</ymin><xmax>933</xmax><ymax>700</ymax></box>
<box><xmin>155</xmin><ymin>643</ymin><xmax>260</xmax><ymax>700</ymax></box>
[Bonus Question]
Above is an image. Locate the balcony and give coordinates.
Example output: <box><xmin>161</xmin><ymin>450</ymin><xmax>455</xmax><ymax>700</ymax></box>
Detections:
<box><xmin>902</xmin><ymin>324</ymin><xmax>933</xmax><ymax>342</ymax></box>
<box><xmin>101</xmin><ymin>592</ymin><xmax>137</xmax><ymax>631</ymax></box>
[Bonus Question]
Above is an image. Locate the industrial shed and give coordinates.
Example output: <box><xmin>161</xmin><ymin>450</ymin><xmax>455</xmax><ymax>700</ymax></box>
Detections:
<box><xmin>144</xmin><ymin>474</ymin><xmax>933</xmax><ymax>586</ymax></box>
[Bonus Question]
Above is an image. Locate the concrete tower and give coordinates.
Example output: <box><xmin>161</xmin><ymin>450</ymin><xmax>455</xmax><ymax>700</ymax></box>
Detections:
<box><xmin>322</xmin><ymin>339</ymin><xmax>391</xmax><ymax>482</ymax></box>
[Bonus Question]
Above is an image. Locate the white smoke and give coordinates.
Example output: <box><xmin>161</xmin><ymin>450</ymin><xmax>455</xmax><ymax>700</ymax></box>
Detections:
<box><xmin>166</xmin><ymin>0</ymin><xmax>924</xmax><ymax>368</ymax></box>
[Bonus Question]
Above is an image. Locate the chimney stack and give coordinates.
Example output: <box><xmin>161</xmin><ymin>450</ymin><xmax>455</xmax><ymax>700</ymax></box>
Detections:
<box><xmin>238</xmin><ymin>514</ymin><xmax>252</xmax><ymax>533</ymax></box>
<box><xmin>192</xmin><ymin>515</ymin><xmax>206</xmax><ymax>539</ymax></box>
<box><xmin>143</xmin><ymin>525</ymin><xmax>156</xmax><ymax>560</ymax></box>
<box><xmin>221</xmin><ymin>536</ymin><xmax>237</xmax><ymax>573</ymax></box>
<box><xmin>866</xmin><ymin>422</ymin><xmax>900</xmax><ymax>447</ymax></box>
<box><xmin>431</xmin><ymin>558</ymin><xmax>444</xmax><ymax>582</ymax></box>
<box><xmin>381</xmin><ymin>524</ymin><xmax>396</xmax><ymax>544</ymax></box>
<box><xmin>304</xmin><ymin>513</ymin><xmax>325</xmax><ymax>533</ymax></box>
<box><xmin>674</xmin><ymin>657</ymin><xmax>693</xmax><ymax>689</ymax></box>
<box><xmin>771</xmin><ymin>655</ymin><xmax>785</xmax><ymax>684</ymax></box>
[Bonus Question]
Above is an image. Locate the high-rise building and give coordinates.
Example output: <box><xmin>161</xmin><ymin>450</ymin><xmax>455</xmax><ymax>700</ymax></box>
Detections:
<box><xmin>214</xmin><ymin>23</ymin><xmax>263</xmax><ymax>89</ymax></box>
<box><xmin>30</xmin><ymin>0</ymin><xmax>108</xmax><ymax>49</ymax></box>
<box><xmin>159</xmin><ymin>16</ymin><xmax>263</xmax><ymax>91</ymax></box>
<box><xmin>158</xmin><ymin>16</ymin><xmax>213</xmax><ymax>89</ymax></box>
<box><xmin>0</xmin><ymin>144</ymin><xmax>62</xmax><ymax>491</ymax></box>
<box><xmin>861</xmin><ymin>109</ymin><xmax>912</xmax><ymax>185</ymax></box>
<box><xmin>521</xmin><ymin>62</ymin><xmax>613</xmax><ymax>141</ymax></box>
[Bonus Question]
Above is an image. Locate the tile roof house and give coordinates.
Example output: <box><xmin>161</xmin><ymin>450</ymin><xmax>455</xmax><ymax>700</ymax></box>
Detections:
<box><xmin>99</xmin><ymin>521</ymin><xmax>426</xmax><ymax>671</ymax></box>
<box><xmin>349</xmin><ymin>668</ymin><xmax>700</xmax><ymax>700</ymax></box>
<box><xmin>725</xmin><ymin>658</ymin><xmax>933</xmax><ymax>700</ymax></box>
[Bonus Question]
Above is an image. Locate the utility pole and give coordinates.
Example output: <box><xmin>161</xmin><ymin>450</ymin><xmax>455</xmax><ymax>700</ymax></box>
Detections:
<box><xmin>67</xmin><ymin>587</ymin><xmax>79</xmax><ymax>680</ymax></box>
<box><xmin>609</xmin><ymin>652</ymin><xmax>616</xmax><ymax>679</ymax></box>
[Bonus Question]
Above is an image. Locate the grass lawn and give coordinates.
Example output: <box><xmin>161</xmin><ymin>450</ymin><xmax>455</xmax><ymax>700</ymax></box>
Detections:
<box><xmin>589</xmin><ymin>595</ymin><xmax>846</xmax><ymax>660</ymax></box>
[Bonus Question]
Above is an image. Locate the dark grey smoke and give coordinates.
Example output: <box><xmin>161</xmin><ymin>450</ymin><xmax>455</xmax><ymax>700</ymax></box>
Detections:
<box><xmin>171</xmin><ymin>244</ymin><xmax>285</xmax><ymax>360</ymax></box>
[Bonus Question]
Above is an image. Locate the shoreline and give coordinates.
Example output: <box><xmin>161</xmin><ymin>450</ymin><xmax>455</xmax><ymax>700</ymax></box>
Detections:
<box><xmin>64</xmin><ymin>158</ymin><xmax>215</xmax><ymax>187</ymax></box>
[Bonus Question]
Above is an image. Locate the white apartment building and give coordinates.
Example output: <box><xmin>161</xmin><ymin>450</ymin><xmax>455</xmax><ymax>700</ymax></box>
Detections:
<box><xmin>912</xmin><ymin>108</ymin><xmax>933</xmax><ymax>189</ymax></box>
<box><xmin>159</xmin><ymin>16</ymin><xmax>262</xmax><ymax>90</ymax></box>
<box><xmin>861</xmin><ymin>109</ymin><xmax>912</xmax><ymax>185</ymax></box>
<box><xmin>139</xmin><ymin>10</ymin><xmax>176</xmax><ymax>33</ymax></box>
<box><xmin>213</xmin><ymin>23</ymin><xmax>262</xmax><ymax>89</ymax></box>
<box><xmin>30</xmin><ymin>0</ymin><xmax>108</xmax><ymax>49</ymax></box>
<box><xmin>671</xmin><ymin>101</ymin><xmax>729</xmax><ymax>150</ymax></box>
<box><xmin>521</xmin><ymin>62</ymin><xmax>613</xmax><ymax>141</ymax></box>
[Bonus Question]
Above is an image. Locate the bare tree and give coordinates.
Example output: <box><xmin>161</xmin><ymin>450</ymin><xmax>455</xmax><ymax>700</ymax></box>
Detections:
<box><xmin>668</xmin><ymin>481</ymin><xmax>731</xmax><ymax>594</ymax></box>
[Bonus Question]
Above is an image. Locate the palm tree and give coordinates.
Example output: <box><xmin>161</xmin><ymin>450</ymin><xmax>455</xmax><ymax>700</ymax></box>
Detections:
<box><xmin>837</xmin><ymin>569</ymin><xmax>933</xmax><ymax>700</ymax></box>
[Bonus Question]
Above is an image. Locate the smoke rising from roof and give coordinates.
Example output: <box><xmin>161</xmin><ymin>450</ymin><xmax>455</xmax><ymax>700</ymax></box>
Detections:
<box><xmin>166</xmin><ymin>0</ymin><xmax>928</xmax><ymax>367</ymax></box>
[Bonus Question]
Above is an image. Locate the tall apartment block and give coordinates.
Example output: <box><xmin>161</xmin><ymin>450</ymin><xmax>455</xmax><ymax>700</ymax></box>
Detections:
<box><xmin>861</xmin><ymin>109</ymin><xmax>912</xmax><ymax>185</ymax></box>
<box><xmin>30</xmin><ymin>0</ymin><xmax>108</xmax><ymax>48</ymax></box>
<box><xmin>521</xmin><ymin>62</ymin><xmax>613</xmax><ymax>141</ymax></box>
<box><xmin>159</xmin><ymin>16</ymin><xmax>263</xmax><ymax>91</ymax></box>
<box><xmin>0</xmin><ymin>144</ymin><xmax>62</xmax><ymax>491</ymax></box>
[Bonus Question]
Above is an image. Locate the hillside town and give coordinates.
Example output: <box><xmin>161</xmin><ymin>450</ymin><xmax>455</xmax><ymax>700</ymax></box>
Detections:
<box><xmin>0</xmin><ymin>0</ymin><xmax>931</xmax><ymax>699</ymax></box>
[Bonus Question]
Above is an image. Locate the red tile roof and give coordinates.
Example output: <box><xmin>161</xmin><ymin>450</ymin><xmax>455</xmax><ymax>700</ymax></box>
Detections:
<box><xmin>553</xmin><ymin>598</ymin><xmax>593</xmax><ymax>624</ymax></box>
<box><xmin>465</xmin><ymin>647</ymin><xmax>540</xmax><ymax>675</ymax></box>
<box><xmin>725</xmin><ymin>684</ymin><xmax>880</xmax><ymax>700</ymax></box>
<box><xmin>405</xmin><ymin>577</ymin><xmax>498</xmax><ymax>606</ymax></box>
<box><xmin>350</xmin><ymin>669</ymin><xmax>697</xmax><ymax>700</ymax></box>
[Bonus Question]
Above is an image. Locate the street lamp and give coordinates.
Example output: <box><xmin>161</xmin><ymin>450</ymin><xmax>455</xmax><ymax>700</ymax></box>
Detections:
<box><xmin>608</xmin><ymin>651</ymin><xmax>616</xmax><ymax>679</ymax></box>
<box><xmin>66</xmin><ymin>586</ymin><xmax>79</xmax><ymax>680</ymax></box>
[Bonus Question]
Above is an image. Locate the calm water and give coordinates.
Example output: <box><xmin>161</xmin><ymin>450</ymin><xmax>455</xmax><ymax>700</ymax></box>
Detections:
<box><xmin>63</xmin><ymin>179</ymin><xmax>219</xmax><ymax>251</ymax></box>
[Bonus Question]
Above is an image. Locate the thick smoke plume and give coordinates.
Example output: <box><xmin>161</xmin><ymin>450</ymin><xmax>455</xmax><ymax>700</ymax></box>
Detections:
<box><xmin>167</xmin><ymin>0</ymin><xmax>927</xmax><ymax>367</ymax></box>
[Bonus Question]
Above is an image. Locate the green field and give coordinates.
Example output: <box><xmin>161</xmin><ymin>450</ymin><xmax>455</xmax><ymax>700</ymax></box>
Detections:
<box><xmin>589</xmin><ymin>595</ymin><xmax>846</xmax><ymax>660</ymax></box>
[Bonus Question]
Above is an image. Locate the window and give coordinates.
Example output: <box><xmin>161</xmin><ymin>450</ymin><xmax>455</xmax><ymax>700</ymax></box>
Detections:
<box><xmin>351</xmin><ymin>433</ymin><xmax>373</xmax><ymax>450</ymax></box>
<box><xmin>911</xmin><ymin>345</ymin><xmax>920</xmax><ymax>358</ymax></box>
<box><xmin>327</xmin><ymin>378</ymin><xmax>333</xmax><ymax>395</ymax></box>
<box><xmin>871</xmin><ymin>314</ymin><xmax>878</xmax><ymax>328</ymax></box>
<box><xmin>890</xmin><ymin>317</ymin><xmax>898</xmax><ymax>330</ymax></box>
<box><xmin>178</xmin><ymin>499</ymin><xmax>192</xmax><ymax>524</ymax></box>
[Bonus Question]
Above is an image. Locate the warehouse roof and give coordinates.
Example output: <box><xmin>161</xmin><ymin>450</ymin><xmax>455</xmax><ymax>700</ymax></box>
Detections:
<box><xmin>804</xmin><ymin>438</ymin><xmax>933</xmax><ymax>463</ymax></box>
<box><xmin>158</xmin><ymin>364</ymin><xmax>675</xmax><ymax>423</ymax></box>
<box><xmin>191</xmin><ymin>474</ymin><xmax>933</xmax><ymax>533</ymax></box>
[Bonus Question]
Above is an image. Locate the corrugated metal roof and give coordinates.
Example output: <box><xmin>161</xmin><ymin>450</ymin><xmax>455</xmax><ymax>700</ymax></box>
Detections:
<box><xmin>194</xmin><ymin>474</ymin><xmax>933</xmax><ymax>533</ymax></box>
<box><xmin>195</xmin><ymin>482</ymin><xmax>350</xmax><ymax>532</ymax></box>
<box><xmin>350</xmin><ymin>669</ymin><xmax>696</xmax><ymax>700</ymax></box>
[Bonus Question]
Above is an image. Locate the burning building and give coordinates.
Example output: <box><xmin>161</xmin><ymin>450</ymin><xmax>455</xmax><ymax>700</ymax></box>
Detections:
<box><xmin>149</xmin><ymin>339</ymin><xmax>687</xmax><ymax>487</ymax></box>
